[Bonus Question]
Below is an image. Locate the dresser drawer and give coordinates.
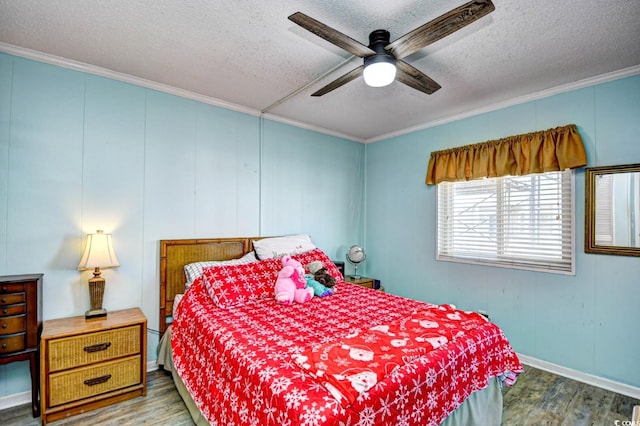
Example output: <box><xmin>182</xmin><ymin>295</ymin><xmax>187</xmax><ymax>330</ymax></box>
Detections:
<box><xmin>0</xmin><ymin>303</ymin><xmax>26</xmax><ymax>317</ymax></box>
<box><xmin>48</xmin><ymin>325</ymin><xmax>141</xmax><ymax>372</ymax></box>
<box><xmin>0</xmin><ymin>333</ymin><xmax>25</xmax><ymax>353</ymax></box>
<box><xmin>1</xmin><ymin>273</ymin><xmax>42</xmax><ymax>419</ymax></box>
<box><xmin>0</xmin><ymin>315</ymin><xmax>26</xmax><ymax>335</ymax></box>
<box><xmin>0</xmin><ymin>282</ymin><xmax>25</xmax><ymax>294</ymax></box>
<box><xmin>0</xmin><ymin>293</ymin><xmax>25</xmax><ymax>306</ymax></box>
<box><xmin>48</xmin><ymin>355</ymin><xmax>141</xmax><ymax>407</ymax></box>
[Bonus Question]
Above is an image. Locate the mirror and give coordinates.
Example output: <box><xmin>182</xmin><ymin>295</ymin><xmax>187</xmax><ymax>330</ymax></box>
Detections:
<box><xmin>585</xmin><ymin>163</ymin><xmax>640</xmax><ymax>256</ymax></box>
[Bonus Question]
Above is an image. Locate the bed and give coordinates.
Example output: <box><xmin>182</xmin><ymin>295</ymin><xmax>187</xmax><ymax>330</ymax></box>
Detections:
<box><xmin>157</xmin><ymin>236</ymin><xmax>522</xmax><ymax>425</ymax></box>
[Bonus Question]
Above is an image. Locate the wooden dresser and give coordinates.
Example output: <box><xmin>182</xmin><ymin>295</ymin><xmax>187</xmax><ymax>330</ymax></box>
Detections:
<box><xmin>40</xmin><ymin>307</ymin><xmax>147</xmax><ymax>424</ymax></box>
<box><xmin>0</xmin><ymin>273</ymin><xmax>43</xmax><ymax>417</ymax></box>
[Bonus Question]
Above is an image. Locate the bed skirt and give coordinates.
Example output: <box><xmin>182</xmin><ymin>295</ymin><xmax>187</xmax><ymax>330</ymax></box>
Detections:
<box><xmin>157</xmin><ymin>326</ymin><xmax>504</xmax><ymax>425</ymax></box>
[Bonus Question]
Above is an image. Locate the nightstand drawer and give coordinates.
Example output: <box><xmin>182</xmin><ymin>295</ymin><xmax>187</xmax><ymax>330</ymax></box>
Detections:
<box><xmin>48</xmin><ymin>355</ymin><xmax>141</xmax><ymax>407</ymax></box>
<box><xmin>347</xmin><ymin>277</ymin><xmax>375</xmax><ymax>288</ymax></box>
<box><xmin>48</xmin><ymin>325</ymin><xmax>141</xmax><ymax>372</ymax></box>
<box><xmin>1</xmin><ymin>303</ymin><xmax>26</xmax><ymax>317</ymax></box>
<box><xmin>357</xmin><ymin>279</ymin><xmax>375</xmax><ymax>288</ymax></box>
<box><xmin>346</xmin><ymin>276</ymin><xmax>384</xmax><ymax>291</ymax></box>
<box><xmin>0</xmin><ymin>293</ymin><xmax>25</xmax><ymax>306</ymax></box>
<box><xmin>0</xmin><ymin>333</ymin><xmax>25</xmax><ymax>353</ymax></box>
<box><xmin>0</xmin><ymin>315</ymin><xmax>26</xmax><ymax>334</ymax></box>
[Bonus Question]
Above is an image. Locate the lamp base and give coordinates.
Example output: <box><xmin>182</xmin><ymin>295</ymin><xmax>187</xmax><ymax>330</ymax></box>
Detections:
<box><xmin>86</xmin><ymin>269</ymin><xmax>107</xmax><ymax>319</ymax></box>
<box><xmin>85</xmin><ymin>308</ymin><xmax>107</xmax><ymax>319</ymax></box>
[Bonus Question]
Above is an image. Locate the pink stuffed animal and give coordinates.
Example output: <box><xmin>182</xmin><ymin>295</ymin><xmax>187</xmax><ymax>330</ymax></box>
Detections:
<box><xmin>274</xmin><ymin>255</ymin><xmax>314</xmax><ymax>304</ymax></box>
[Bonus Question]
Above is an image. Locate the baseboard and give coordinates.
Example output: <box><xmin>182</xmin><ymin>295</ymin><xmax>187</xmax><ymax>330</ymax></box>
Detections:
<box><xmin>0</xmin><ymin>360</ymin><xmax>162</xmax><ymax>411</ymax></box>
<box><xmin>0</xmin><ymin>390</ymin><xmax>30</xmax><ymax>411</ymax></box>
<box><xmin>518</xmin><ymin>353</ymin><xmax>640</xmax><ymax>399</ymax></box>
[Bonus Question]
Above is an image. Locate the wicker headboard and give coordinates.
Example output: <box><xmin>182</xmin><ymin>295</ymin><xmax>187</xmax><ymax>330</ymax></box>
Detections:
<box><xmin>159</xmin><ymin>237</ymin><xmax>261</xmax><ymax>336</ymax></box>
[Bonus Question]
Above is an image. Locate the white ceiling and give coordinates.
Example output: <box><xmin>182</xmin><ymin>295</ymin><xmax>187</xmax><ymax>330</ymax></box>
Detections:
<box><xmin>1</xmin><ymin>0</ymin><xmax>639</xmax><ymax>142</ymax></box>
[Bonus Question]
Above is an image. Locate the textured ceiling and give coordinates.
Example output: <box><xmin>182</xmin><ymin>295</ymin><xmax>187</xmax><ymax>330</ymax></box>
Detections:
<box><xmin>1</xmin><ymin>0</ymin><xmax>639</xmax><ymax>141</ymax></box>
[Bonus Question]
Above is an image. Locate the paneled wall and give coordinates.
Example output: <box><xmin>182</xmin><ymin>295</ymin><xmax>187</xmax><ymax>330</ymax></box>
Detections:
<box><xmin>1</xmin><ymin>49</ymin><xmax>637</xmax><ymax>403</ymax></box>
<box><xmin>365</xmin><ymin>74</ymin><xmax>640</xmax><ymax>389</ymax></box>
<box><xmin>0</xmin><ymin>53</ymin><xmax>364</xmax><ymax>398</ymax></box>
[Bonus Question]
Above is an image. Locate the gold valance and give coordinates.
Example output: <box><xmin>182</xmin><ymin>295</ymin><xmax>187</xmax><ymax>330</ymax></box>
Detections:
<box><xmin>425</xmin><ymin>124</ymin><xmax>587</xmax><ymax>185</ymax></box>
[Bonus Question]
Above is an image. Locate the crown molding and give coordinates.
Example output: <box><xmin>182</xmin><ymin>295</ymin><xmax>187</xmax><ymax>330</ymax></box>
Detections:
<box><xmin>2</xmin><ymin>42</ymin><xmax>637</xmax><ymax>145</ymax></box>
<box><xmin>0</xmin><ymin>42</ymin><xmax>362</xmax><ymax>143</ymax></box>
<box><xmin>366</xmin><ymin>65</ymin><xmax>640</xmax><ymax>143</ymax></box>
<box><xmin>0</xmin><ymin>42</ymin><xmax>261</xmax><ymax>118</ymax></box>
<box><xmin>260</xmin><ymin>112</ymin><xmax>364</xmax><ymax>143</ymax></box>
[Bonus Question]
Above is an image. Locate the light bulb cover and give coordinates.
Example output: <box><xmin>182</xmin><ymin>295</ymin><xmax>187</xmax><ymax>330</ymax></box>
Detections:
<box><xmin>363</xmin><ymin>55</ymin><xmax>397</xmax><ymax>87</ymax></box>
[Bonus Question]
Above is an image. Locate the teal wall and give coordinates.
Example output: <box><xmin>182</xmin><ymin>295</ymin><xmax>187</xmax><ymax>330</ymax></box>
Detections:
<box><xmin>1</xmin><ymin>50</ymin><xmax>637</xmax><ymax>402</ymax></box>
<box><xmin>260</xmin><ymin>120</ymin><xmax>365</xmax><ymax>259</ymax></box>
<box><xmin>0</xmin><ymin>54</ymin><xmax>364</xmax><ymax>398</ymax></box>
<box><xmin>365</xmin><ymin>74</ymin><xmax>640</xmax><ymax>389</ymax></box>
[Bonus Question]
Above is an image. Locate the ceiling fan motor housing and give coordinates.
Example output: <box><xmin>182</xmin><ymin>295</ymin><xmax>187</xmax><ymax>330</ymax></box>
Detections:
<box><xmin>364</xmin><ymin>29</ymin><xmax>396</xmax><ymax>68</ymax></box>
<box><xmin>363</xmin><ymin>29</ymin><xmax>397</xmax><ymax>87</ymax></box>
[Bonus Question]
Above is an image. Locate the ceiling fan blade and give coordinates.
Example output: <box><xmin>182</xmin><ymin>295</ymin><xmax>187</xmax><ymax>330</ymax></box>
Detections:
<box><xmin>289</xmin><ymin>12</ymin><xmax>375</xmax><ymax>58</ymax></box>
<box><xmin>395</xmin><ymin>60</ymin><xmax>441</xmax><ymax>95</ymax></box>
<box><xmin>386</xmin><ymin>0</ymin><xmax>495</xmax><ymax>59</ymax></box>
<box><xmin>311</xmin><ymin>66</ymin><xmax>364</xmax><ymax>96</ymax></box>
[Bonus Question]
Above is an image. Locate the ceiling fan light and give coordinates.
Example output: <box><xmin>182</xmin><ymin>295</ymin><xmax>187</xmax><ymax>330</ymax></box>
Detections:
<box><xmin>363</xmin><ymin>61</ymin><xmax>396</xmax><ymax>87</ymax></box>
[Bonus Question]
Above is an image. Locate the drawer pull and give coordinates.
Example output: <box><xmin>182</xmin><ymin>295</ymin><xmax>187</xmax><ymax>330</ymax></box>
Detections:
<box><xmin>1</xmin><ymin>343</ymin><xmax>6</xmax><ymax>349</ymax></box>
<box><xmin>1</xmin><ymin>298</ymin><xmax>5</xmax><ymax>303</ymax></box>
<box><xmin>2</xmin><ymin>309</ymin><xmax>6</xmax><ymax>314</ymax></box>
<box><xmin>1</xmin><ymin>286</ymin><xmax>6</xmax><ymax>292</ymax></box>
<box><xmin>84</xmin><ymin>374</ymin><xmax>112</xmax><ymax>386</ymax></box>
<box><xmin>83</xmin><ymin>342</ymin><xmax>112</xmax><ymax>353</ymax></box>
<box><xmin>1</xmin><ymin>323</ymin><xmax>6</xmax><ymax>329</ymax></box>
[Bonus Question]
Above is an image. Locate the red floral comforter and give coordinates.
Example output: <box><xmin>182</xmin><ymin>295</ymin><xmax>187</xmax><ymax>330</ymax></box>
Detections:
<box><xmin>172</xmin><ymin>278</ymin><xmax>522</xmax><ymax>426</ymax></box>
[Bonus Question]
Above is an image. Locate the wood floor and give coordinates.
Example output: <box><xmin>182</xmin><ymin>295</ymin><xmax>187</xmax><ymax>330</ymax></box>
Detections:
<box><xmin>502</xmin><ymin>366</ymin><xmax>639</xmax><ymax>425</ymax></box>
<box><xmin>2</xmin><ymin>365</ymin><xmax>638</xmax><ymax>425</ymax></box>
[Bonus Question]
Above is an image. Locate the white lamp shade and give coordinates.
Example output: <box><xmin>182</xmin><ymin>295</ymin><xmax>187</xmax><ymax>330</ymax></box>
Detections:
<box><xmin>77</xmin><ymin>230</ymin><xmax>120</xmax><ymax>270</ymax></box>
<box><xmin>363</xmin><ymin>62</ymin><xmax>396</xmax><ymax>87</ymax></box>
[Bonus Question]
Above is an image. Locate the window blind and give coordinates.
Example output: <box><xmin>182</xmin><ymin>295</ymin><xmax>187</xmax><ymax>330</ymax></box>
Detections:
<box><xmin>437</xmin><ymin>169</ymin><xmax>575</xmax><ymax>274</ymax></box>
<box><xmin>594</xmin><ymin>174</ymin><xmax>614</xmax><ymax>245</ymax></box>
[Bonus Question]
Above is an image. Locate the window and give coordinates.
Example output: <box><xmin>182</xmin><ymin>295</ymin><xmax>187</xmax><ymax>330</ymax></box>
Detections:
<box><xmin>594</xmin><ymin>174</ymin><xmax>614</xmax><ymax>245</ymax></box>
<box><xmin>437</xmin><ymin>169</ymin><xmax>575</xmax><ymax>274</ymax></box>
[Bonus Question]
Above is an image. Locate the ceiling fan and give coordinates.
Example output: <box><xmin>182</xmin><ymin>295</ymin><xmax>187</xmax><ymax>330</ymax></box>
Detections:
<box><xmin>288</xmin><ymin>0</ymin><xmax>495</xmax><ymax>96</ymax></box>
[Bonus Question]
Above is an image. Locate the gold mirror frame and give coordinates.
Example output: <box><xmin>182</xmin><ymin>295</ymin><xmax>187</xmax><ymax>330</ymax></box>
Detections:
<box><xmin>585</xmin><ymin>163</ymin><xmax>640</xmax><ymax>256</ymax></box>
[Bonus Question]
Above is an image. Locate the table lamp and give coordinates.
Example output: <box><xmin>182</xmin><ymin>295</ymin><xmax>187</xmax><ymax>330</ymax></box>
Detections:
<box><xmin>77</xmin><ymin>230</ymin><xmax>120</xmax><ymax>318</ymax></box>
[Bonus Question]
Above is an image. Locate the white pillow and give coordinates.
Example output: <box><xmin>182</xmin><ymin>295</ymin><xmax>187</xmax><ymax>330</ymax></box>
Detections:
<box><xmin>173</xmin><ymin>293</ymin><xmax>184</xmax><ymax>317</ymax></box>
<box><xmin>252</xmin><ymin>234</ymin><xmax>316</xmax><ymax>259</ymax></box>
<box><xmin>183</xmin><ymin>251</ymin><xmax>257</xmax><ymax>283</ymax></box>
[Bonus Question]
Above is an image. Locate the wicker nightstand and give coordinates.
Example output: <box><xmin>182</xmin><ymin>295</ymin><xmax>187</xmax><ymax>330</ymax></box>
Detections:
<box><xmin>40</xmin><ymin>307</ymin><xmax>147</xmax><ymax>424</ymax></box>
